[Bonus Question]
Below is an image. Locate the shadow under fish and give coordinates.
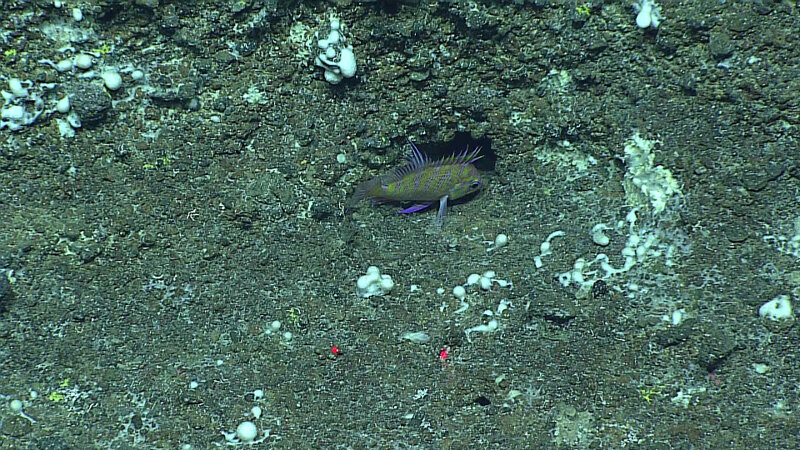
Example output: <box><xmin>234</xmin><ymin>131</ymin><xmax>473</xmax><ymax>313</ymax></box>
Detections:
<box><xmin>346</xmin><ymin>140</ymin><xmax>484</xmax><ymax>225</ymax></box>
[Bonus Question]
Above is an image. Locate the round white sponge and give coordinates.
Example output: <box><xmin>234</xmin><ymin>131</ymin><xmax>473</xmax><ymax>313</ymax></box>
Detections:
<box><xmin>236</xmin><ymin>421</ymin><xmax>258</xmax><ymax>442</ymax></box>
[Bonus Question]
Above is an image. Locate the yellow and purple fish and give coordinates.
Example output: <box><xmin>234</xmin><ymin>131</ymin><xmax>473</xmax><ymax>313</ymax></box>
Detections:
<box><xmin>346</xmin><ymin>140</ymin><xmax>484</xmax><ymax>224</ymax></box>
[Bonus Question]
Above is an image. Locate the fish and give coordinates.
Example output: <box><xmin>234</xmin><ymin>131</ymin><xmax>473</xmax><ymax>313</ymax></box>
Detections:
<box><xmin>346</xmin><ymin>139</ymin><xmax>484</xmax><ymax>224</ymax></box>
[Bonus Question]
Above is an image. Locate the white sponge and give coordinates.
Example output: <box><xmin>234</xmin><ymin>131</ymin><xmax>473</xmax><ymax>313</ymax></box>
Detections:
<box><xmin>315</xmin><ymin>18</ymin><xmax>357</xmax><ymax>84</ymax></box>
<box><xmin>634</xmin><ymin>0</ymin><xmax>662</xmax><ymax>29</ymax></box>
<box><xmin>356</xmin><ymin>266</ymin><xmax>394</xmax><ymax>298</ymax></box>
<box><xmin>759</xmin><ymin>295</ymin><xmax>793</xmax><ymax>321</ymax></box>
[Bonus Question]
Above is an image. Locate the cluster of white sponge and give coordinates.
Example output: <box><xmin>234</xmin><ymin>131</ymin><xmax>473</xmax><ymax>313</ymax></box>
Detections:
<box><xmin>314</xmin><ymin>18</ymin><xmax>357</xmax><ymax>85</ymax></box>
<box><xmin>356</xmin><ymin>266</ymin><xmax>394</xmax><ymax>298</ymax></box>
<box><xmin>634</xmin><ymin>0</ymin><xmax>662</xmax><ymax>29</ymax></box>
<box><xmin>623</xmin><ymin>132</ymin><xmax>681</xmax><ymax>216</ymax></box>
<box><xmin>1</xmin><ymin>78</ymin><xmax>45</xmax><ymax>131</ymax></box>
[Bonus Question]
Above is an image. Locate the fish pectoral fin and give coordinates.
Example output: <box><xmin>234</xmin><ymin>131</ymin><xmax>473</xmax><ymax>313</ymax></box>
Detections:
<box><xmin>435</xmin><ymin>195</ymin><xmax>449</xmax><ymax>225</ymax></box>
<box><xmin>399</xmin><ymin>203</ymin><xmax>434</xmax><ymax>214</ymax></box>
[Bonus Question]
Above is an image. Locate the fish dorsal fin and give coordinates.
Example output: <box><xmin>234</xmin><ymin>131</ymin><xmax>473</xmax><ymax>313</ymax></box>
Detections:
<box><xmin>382</xmin><ymin>140</ymin><xmax>482</xmax><ymax>184</ymax></box>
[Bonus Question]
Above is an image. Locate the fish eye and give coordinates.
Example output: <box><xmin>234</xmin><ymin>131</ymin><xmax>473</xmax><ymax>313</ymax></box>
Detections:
<box><xmin>470</xmin><ymin>181</ymin><xmax>481</xmax><ymax>189</ymax></box>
